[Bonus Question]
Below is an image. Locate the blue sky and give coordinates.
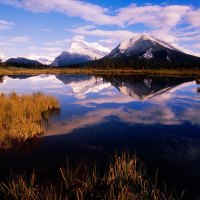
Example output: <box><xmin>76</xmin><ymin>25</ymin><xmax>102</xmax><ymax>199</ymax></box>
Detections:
<box><xmin>0</xmin><ymin>0</ymin><xmax>200</xmax><ymax>62</ymax></box>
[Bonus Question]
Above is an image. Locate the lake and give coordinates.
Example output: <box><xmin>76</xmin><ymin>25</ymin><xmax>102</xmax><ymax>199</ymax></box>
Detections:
<box><xmin>0</xmin><ymin>74</ymin><xmax>200</xmax><ymax>197</ymax></box>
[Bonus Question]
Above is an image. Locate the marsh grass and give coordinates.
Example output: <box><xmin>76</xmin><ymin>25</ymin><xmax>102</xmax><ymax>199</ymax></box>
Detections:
<box><xmin>0</xmin><ymin>92</ymin><xmax>60</xmax><ymax>147</ymax></box>
<box><xmin>0</xmin><ymin>173</ymin><xmax>62</xmax><ymax>200</ymax></box>
<box><xmin>0</xmin><ymin>152</ymin><xmax>183</xmax><ymax>200</ymax></box>
<box><xmin>0</xmin><ymin>172</ymin><xmax>39</xmax><ymax>200</ymax></box>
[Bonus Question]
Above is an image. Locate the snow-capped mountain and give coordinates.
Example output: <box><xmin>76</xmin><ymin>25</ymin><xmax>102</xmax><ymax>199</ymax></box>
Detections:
<box><xmin>51</xmin><ymin>40</ymin><xmax>110</xmax><ymax>67</ymax></box>
<box><xmin>5</xmin><ymin>57</ymin><xmax>42</xmax><ymax>67</ymax></box>
<box><xmin>36</xmin><ymin>58</ymin><xmax>53</xmax><ymax>65</ymax></box>
<box><xmin>106</xmin><ymin>33</ymin><xmax>200</xmax><ymax>66</ymax></box>
<box><xmin>26</xmin><ymin>55</ymin><xmax>53</xmax><ymax>65</ymax></box>
<box><xmin>108</xmin><ymin>33</ymin><xmax>182</xmax><ymax>59</ymax></box>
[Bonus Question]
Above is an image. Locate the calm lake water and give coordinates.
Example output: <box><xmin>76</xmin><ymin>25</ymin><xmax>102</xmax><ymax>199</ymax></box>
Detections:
<box><xmin>0</xmin><ymin>74</ymin><xmax>200</xmax><ymax>196</ymax></box>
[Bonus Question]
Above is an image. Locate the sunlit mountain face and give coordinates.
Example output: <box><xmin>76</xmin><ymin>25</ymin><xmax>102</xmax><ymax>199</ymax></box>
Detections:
<box><xmin>0</xmin><ymin>74</ymin><xmax>200</xmax><ymax>195</ymax></box>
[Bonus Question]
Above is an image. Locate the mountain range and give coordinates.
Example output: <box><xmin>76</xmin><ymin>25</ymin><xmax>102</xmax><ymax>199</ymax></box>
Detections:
<box><xmin>4</xmin><ymin>33</ymin><xmax>200</xmax><ymax>69</ymax></box>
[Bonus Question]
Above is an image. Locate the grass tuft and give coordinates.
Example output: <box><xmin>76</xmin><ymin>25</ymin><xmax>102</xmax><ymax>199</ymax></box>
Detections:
<box><xmin>0</xmin><ymin>152</ymin><xmax>182</xmax><ymax>200</ymax></box>
<box><xmin>0</xmin><ymin>92</ymin><xmax>60</xmax><ymax>147</ymax></box>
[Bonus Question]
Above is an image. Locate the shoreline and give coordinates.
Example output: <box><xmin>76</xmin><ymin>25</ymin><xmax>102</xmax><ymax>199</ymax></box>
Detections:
<box><xmin>1</xmin><ymin>68</ymin><xmax>200</xmax><ymax>77</ymax></box>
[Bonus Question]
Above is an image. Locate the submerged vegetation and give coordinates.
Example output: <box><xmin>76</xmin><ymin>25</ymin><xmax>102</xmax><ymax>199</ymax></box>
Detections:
<box><xmin>0</xmin><ymin>92</ymin><xmax>60</xmax><ymax>147</ymax></box>
<box><xmin>0</xmin><ymin>152</ymin><xmax>182</xmax><ymax>200</ymax></box>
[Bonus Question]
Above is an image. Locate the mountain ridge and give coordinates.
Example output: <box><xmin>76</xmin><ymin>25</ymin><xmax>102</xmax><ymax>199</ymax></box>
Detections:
<box><xmin>5</xmin><ymin>57</ymin><xmax>43</xmax><ymax>68</ymax></box>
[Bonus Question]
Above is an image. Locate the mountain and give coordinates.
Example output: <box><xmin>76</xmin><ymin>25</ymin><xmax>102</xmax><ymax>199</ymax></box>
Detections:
<box><xmin>5</xmin><ymin>57</ymin><xmax>42</xmax><ymax>68</ymax></box>
<box><xmin>51</xmin><ymin>40</ymin><xmax>110</xmax><ymax>67</ymax></box>
<box><xmin>87</xmin><ymin>33</ymin><xmax>200</xmax><ymax>69</ymax></box>
<box><xmin>37</xmin><ymin>58</ymin><xmax>53</xmax><ymax>65</ymax></box>
<box><xmin>108</xmin><ymin>33</ymin><xmax>182</xmax><ymax>59</ymax></box>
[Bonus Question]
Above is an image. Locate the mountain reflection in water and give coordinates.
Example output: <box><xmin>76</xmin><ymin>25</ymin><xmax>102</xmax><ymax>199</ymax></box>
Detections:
<box><xmin>0</xmin><ymin>74</ymin><xmax>200</xmax><ymax>196</ymax></box>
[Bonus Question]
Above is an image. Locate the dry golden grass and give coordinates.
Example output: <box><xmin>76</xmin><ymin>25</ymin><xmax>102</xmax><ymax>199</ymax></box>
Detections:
<box><xmin>0</xmin><ymin>92</ymin><xmax>60</xmax><ymax>147</ymax></box>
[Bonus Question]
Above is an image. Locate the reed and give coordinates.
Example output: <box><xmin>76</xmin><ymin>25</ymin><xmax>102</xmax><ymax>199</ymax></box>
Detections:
<box><xmin>0</xmin><ymin>172</ymin><xmax>39</xmax><ymax>200</ymax></box>
<box><xmin>0</xmin><ymin>152</ymin><xmax>183</xmax><ymax>200</ymax></box>
<box><xmin>0</xmin><ymin>92</ymin><xmax>60</xmax><ymax>147</ymax></box>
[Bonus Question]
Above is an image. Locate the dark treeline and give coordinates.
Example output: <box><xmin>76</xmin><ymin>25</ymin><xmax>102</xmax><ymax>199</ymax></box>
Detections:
<box><xmin>0</xmin><ymin>57</ymin><xmax>49</xmax><ymax>68</ymax></box>
<box><xmin>2</xmin><ymin>62</ymin><xmax>47</xmax><ymax>69</ymax></box>
<box><xmin>85</xmin><ymin>53</ymin><xmax>200</xmax><ymax>69</ymax></box>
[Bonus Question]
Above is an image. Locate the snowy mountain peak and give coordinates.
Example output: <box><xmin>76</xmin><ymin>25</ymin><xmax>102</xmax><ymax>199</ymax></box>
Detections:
<box><xmin>51</xmin><ymin>40</ymin><xmax>111</xmax><ymax>67</ymax></box>
<box><xmin>69</xmin><ymin>40</ymin><xmax>110</xmax><ymax>59</ymax></box>
<box><xmin>118</xmin><ymin>33</ymin><xmax>181</xmax><ymax>53</ymax></box>
<box><xmin>108</xmin><ymin>33</ymin><xmax>184</xmax><ymax>59</ymax></box>
<box><xmin>70</xmin><ymin>40</ymin><xmax>88</xmax><ymax>50</ymax></box>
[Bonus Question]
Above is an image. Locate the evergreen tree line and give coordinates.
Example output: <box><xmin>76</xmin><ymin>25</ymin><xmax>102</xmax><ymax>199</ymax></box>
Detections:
<box><xmin>85</xmin><ymin>54</ymin><xmax>200</xmax><ymax>70</ymax></box>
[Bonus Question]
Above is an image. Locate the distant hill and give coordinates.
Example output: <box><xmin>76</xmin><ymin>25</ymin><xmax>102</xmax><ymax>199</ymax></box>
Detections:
<box><xmin>5</xmin><ymin>57</ymin><xmax>43</xmax><ymax>68</ymax></box>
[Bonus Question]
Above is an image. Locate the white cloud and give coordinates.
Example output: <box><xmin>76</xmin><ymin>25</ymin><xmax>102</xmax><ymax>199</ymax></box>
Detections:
<box><xmin>186</xmin><ymin>9</ymin><xmax>200</xmax><ymax>27</ymax></box>
<box><xmin>41</xmin><ymin>47</ymin><xmax>63</xmax><ymax>53</ymax></box>
<box><xmin>9</xmin><ymin>36</ymin><xmax>30</xmax><ymax>44</ymax></box>
<box><xmin>0</xmin><ymin>36</ymin><xmax>31</xmax><ymax>54</ymax></box>
<box><xmin>0</xmin><ymin>52</ymin><xmax>6</xmax><ymax>61</ymax></box>
<box><xmin>68</xmin><ymin>26</ymin><xmax>137</xmax><ymax>43</ymax></box>
<box><xmin>99</xmin><ymin>39</ymin><xmax>117</xmax><ymax>45</ymax></box>
<box><xmin>116</xmin><ymin>5</ymin><xmax>190</xmax><ymax>28</ymax></box>
<box><xmin>0</xmin><ymin>0</ymin><xmax>111</xmax><ymax>25</ymax></box>
<box><xmin>194</xmin><ymin>44</ymin><xmax>200</xmax><ymax>49</ymax></box>
<box><xmin>42</xmin><ymin>28</ymin><xmax>53</xmax><ymax>32</ymax></box>
<box><xmin>0</xmin><ymin>1</ymin><xmax>194</xmax><ymax>28</ymax></box>
<box><xmin>68</xmin><ymin>26</ymin><xmax>181</xmax><ymax>48</ymax></box>
<box><xmin>44</xmin><ymin>39</ymin><xmax>71</xmax><ymax>46</ymax></box>
<box><xmin>0</xmin><ymin>20</ymin><xmax>14</xmax><ymax>30</ymax></box>
<box><xmin>148</xmin><ymin>28</ymin><xmax>178</xmax><ymax>43</ymax></box>
<box><xmin>72</xmin><ymin>35</ymin><xmax>85</xmax><ymax>41</ymax></box>
<box><xmin>0</xmin><ymin>0</ymin><xmax>20</xmax><ymax>6</ymax></box>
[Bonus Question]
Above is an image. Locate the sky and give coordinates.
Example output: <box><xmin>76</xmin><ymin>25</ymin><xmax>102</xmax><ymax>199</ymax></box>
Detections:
<box><xmin>0</xmin><ymin>0</ymin><xmax>200</xmax><ymax>62</ymax></box>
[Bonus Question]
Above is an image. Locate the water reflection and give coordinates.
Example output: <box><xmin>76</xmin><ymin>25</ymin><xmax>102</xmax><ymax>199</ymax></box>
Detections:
<box><xmin>0</xmin><ymin>74</ymin><xmax>200</xmax><ymax>132</ymax></box>
<box><xmin>0</xmin><ymin>74</ymin><xmax>200</xmax><ymax>194</ymax></box>
<box><xmin>100</xmin><ymin>75</ymin><xmax>194</xmax><ymax>99</ymax></box>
